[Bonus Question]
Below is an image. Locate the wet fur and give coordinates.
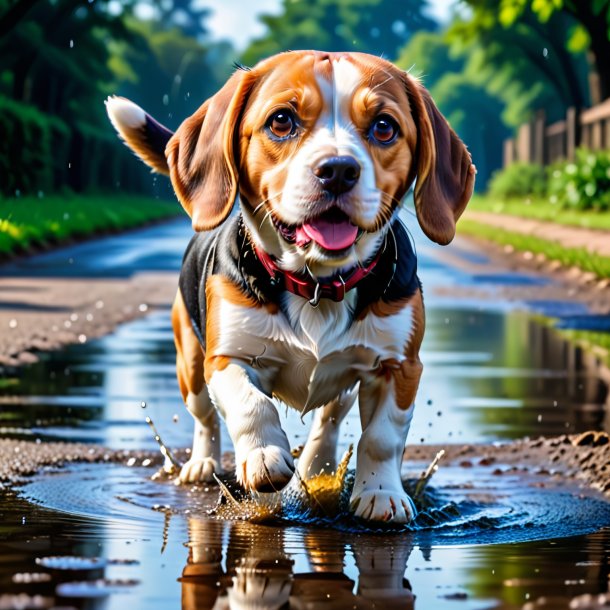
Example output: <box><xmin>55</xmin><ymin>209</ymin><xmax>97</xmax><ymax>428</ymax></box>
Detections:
<box><xmin>106</xmin><ymin>50</ymin><xmax>474</xmax><ymax>522</ymax></box>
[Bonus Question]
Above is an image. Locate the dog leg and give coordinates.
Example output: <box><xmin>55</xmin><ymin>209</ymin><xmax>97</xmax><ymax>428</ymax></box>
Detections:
<box><xmin>349</xmin><ymin>360</ymin><xmax>422</xmax><ymax>523</ymax></box>
<box><xmin>179</xmin><ymin>388</ymin><xmax>222</xmax><ymax>484</ymax></box>
<box><xmin>297</xmin><ymin>386</ymin><xmax>357</xmax><ymax>480</ymax></box>
<box><xmin>208</xmin><ymin>362</ymin><xmax>294</xmax><ymax>493</ymax></box>
<box><xmin>173</xmin><ymin>291</ymin><xmax>221</xmax><ymax>484</ymax></box>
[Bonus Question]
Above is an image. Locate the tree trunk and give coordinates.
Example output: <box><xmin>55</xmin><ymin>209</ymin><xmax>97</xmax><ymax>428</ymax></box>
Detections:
<box><xmin>568</xmin><ymin>3</ymin><xmax>610</xmax><ymax>102</ymax></box>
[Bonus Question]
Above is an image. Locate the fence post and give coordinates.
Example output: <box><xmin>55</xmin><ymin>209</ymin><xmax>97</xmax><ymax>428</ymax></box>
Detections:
<box><xmin>533</xmin><ymin>109</ymin><xmax>545</xmax><ymax>165</ymax></box>
<box><xmin>517</xmin><ymin>121</ymin><xmax>532</xmax><ymax>163</ymax></box>
<box><xmin>503</xmin><ymin>138</ymin><xmax>515</xmax><ymax>167</ymax></box>
<box><xmin>566</xmin><ymin>107</ymin><xmax>577</xmax><ymax>162</ymax></box>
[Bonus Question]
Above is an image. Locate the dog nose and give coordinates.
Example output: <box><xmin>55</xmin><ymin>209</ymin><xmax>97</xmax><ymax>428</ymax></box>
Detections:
<box><xmin>314</xmin><ymin>156</ymin><xmax>361</xmax><ymax>195</ymax></box>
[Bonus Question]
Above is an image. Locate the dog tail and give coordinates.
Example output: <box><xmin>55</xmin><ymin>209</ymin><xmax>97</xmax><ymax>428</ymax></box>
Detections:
<box><xmin>105</xmin><ymin>96</ymin><xmax>173</xmax><ymax>175</ymax></box>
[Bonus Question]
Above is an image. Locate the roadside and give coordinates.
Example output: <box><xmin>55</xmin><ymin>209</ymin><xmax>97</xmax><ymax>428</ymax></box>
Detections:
<box><xmin>0</xmin><ymin>217</ymin><xmax>190</xmax><ymax>367</ymax></box>
<box><xmin>0</xmin><ymin>194</ymin><xmax>181</xmax><ymax>260</ymax></box>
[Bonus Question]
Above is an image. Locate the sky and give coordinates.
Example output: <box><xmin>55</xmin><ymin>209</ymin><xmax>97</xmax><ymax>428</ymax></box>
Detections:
<box><xmin>194</xmin><ymin>0</ymin><xmax>460</xmax><ymax>49</ymax></box>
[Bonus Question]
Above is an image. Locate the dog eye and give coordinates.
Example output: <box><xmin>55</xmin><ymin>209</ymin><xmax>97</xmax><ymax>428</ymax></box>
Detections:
<box><xmin>370</xmin><ymin>115</ymin><xmax>399</xmax><ymax>144</ymax></box>
<box><xmin>266</xmin><ymin>110</ymin><xmax>296</xmax><ymax>139</ymax></box>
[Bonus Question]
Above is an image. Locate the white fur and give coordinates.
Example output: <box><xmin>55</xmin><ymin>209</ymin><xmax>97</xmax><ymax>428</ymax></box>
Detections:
<box><xmin>208</xmin><ymin>363</ymin><xmax>294</xmax><ymax>492</ymax></box>
<box><xmin>178</xmin><ymin>389</ymin><xmax>221</xmax><ymax>484</ymax></box>
<box><xmin>256</xmin><ymin>58</ymin><xmax>386</xmax><ymax>278</ymax></box>
<box><xmin>105</xmin><ymin>96</ymin><xmax>146</xmax><ymax>134</ymax></box>
<box><xmin>350</xmin><ymin>387</ymin><xmax>416</xmax><ymax>522</ymax></box>
<box><xmin>204</xmin><ymin>285</ymin><xmax>417</xmax><ymax>519</ymax></box>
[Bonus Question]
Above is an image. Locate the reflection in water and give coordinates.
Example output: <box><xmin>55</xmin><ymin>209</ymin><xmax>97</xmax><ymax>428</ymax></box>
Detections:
<box><xmin>181</xmin><ymin>519</ymin><xmax>415</xmax><ymax>610</ymax></box>
<box><xmin>1</xmin><ymin>308</ymin><xmax>609</xmax><ymax>451</ymax></box>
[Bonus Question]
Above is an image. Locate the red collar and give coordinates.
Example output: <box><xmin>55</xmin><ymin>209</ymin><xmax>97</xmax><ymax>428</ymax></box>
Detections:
<box><xmin>254</xmin><ymin>246</ymin><xmax>382</xmax><ymax>306</ymax></box>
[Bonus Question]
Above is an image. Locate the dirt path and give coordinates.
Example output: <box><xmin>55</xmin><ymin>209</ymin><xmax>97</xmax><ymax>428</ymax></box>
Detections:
<box><xmin>0</xmin><ymin>218</ymin><xmax>189</xmax><ymax>367</ymax></box>
<box><xmin>466</xmin><ymin>210</ymin><xmax>610</xmax><ymax>257</ymax></box>
<box><xmin>1</xmin><ymin>432</ymin><xmax>608</xmax><ymax>497</ymax></box>
<box><xmin>0</xmin><ymin>273</ymin><xmax>177</xmax><ymax>366</ymax></box>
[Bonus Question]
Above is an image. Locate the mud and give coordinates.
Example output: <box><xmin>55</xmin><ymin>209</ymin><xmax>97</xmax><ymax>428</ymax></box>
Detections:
<box><xmin>1</xmin><ymin>432</ymin><xmax>608</xmax><ymax>497</ymax></box>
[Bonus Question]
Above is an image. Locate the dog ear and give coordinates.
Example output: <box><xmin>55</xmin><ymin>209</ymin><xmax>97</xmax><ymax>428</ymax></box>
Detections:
<box><xmin>165</xmin><ymin>70</ymin><xmax>254</xmax><ymax>231</ymax></box>
<box><xmin>105</xmin><ymin>96</ymin><xmax>174</xmax><ymax>175</ymax></box>
<box><xmin>404</xmin><ymin>76</ymin><xmax>475</xmax><ymax>245</ymax></box>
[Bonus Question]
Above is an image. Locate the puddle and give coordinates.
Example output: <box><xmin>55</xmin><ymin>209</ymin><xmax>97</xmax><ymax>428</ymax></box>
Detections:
<box><xmin>1</xmin><ymin>215</ymin><xmax>610</xmax><ymax>608</ymax></box>
<box><xmin>0</xmin><ymin>461</ymin><xmax>608</xmax><ymax>609</ymax></box>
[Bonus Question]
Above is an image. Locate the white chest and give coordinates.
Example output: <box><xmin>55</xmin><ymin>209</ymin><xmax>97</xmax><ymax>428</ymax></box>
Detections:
<box><xmin>211</xmin><ymin>293</ymin><xmax>413</xmax><ymax>410</ymax></box>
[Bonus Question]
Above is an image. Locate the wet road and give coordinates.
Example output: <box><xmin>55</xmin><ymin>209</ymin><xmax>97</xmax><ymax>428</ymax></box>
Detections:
<box><xmin>1</xmin><ymin>211</ymin><xmax>610</xmax><ymax>609</ymax></box>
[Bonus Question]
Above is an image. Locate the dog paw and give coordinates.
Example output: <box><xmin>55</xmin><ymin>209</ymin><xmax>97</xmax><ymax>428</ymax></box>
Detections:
<box><xmin>238</xmin><ymin>446</ymin><xmax>295</xmax><ymax>493</ymax></box>
<box><xmin>177</xmin><ymin>457</ymin><xmax>218</xmax><ymax>484</ymax></box>
<box><xmin>350</xmin><ymin>489</ymin><xmax>417</xmax><ymax>523</ymax></box>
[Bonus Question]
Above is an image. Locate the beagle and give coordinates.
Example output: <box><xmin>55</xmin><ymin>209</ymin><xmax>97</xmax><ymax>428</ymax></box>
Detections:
<box><xmin>106</xmin><ymin>50</ymin><xmax>475</xmax><ymax>523</ymax></box>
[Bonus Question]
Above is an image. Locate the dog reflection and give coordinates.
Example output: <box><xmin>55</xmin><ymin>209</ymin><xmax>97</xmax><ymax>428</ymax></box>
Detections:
<box><xmin>180</xmin><ymin>518</ymin><xmax>415</xmax><ymax>609</ymax></box>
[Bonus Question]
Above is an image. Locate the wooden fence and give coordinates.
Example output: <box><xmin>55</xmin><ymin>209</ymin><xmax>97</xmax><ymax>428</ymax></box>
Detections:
<box><xmin>503</xmin><ymin>98</ymin><xmax>610</xmax><ymax>167</ymax></box>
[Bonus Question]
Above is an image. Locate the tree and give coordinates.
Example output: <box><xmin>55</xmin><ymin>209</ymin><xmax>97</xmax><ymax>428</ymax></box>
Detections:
<box><xmin>396</xmin><ymin>30</ymin><xmax>509</xmax><ymax>188</ymax></box>
<box><xmin>458</xmin><ymin>0</ymin><xmax>609</xmax><ymax>104</ymax></box>
<box><xmin>241</xmin><ymin>0</ymin><xmax>436</xmax><ymax>66</ymax></box>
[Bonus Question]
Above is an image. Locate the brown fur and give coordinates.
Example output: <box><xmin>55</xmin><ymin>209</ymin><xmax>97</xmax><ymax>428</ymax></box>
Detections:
<box><xmin>172</xmin><ymin>291</ymin><xmax>205</xmax><ymax>401</ymax></box>
<box><xmin>403</xmin><ymin>77</ymin><xmax>475</xmax><ymax>245</ymax></box>
<box><xmin>203</xmin><ymin>275</ymin><xmax>278</xmax><ymax>383</ymax></box>
<box><xmin>368</xmin><ymin>289</ymin><xmax>424</xmax><ymax>410</ymax></box>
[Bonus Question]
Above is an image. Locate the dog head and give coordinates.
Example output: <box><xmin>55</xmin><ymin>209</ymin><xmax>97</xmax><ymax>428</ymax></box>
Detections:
<box><xmin>106</xmin><ymin>51</ymin><xmax>475</xmax><ymax>278</ymax></box>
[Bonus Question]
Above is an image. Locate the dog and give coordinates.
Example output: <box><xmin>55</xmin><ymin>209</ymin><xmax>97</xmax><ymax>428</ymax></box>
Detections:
<box><xmin>106</xmin><ymin>50</ymin><xmax>475</xmax><ymax>523</ymax></box>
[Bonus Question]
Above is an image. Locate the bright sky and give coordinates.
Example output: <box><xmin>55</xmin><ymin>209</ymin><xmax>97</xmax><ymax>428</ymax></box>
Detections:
<box><xmin>195</xmin><ymin>0</ymin><xmax>460</xmax><ymax>49</ymax></box>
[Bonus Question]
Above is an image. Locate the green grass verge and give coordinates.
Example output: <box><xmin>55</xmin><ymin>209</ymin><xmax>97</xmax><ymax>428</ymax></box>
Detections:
<box><xmin>470</xmin><ymin>195</ymin><xmax>610</xmax><ymax>231</ymax></box>
<box><xmin>0</xmin><ymin>194</ymin><xmax>182</xmax><ymax>256</ymax></box>
<box><xmin>458</xmin><ymin>219</ymin><xmax>610</xmax><ymax>279</ymax></box>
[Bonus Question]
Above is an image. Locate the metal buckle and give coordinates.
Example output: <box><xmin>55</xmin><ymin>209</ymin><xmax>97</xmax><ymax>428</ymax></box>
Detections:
<box><xmin>309</xmin><ymin>282</ymin><xmax>322</xmax><ymax>307</ymax></box>
<box><xmin>337</xmin><ymin>275</ymin><xmax>346</xmax><ymax>301</ymax></box>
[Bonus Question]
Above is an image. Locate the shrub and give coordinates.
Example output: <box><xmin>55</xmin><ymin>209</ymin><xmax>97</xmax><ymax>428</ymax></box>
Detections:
<box><xmin>0</xmin><ymin>96</ymin><xmax>69</xmax><ymax>197</ymax></box>
<box><xmin>548</xmin><ymin>149</ymin><xmax>610</xmax><ymax>211</ymax></box>
<box><xmin>488</xmin><ymin>162</ymin><xmax>547</xmax><ymax>199</ymax></box>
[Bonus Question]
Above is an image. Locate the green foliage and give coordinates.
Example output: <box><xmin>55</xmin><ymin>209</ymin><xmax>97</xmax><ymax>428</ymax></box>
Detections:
<box><xmin>396</xmin><ymin>32</ymin><xmax>509</xmax><ymax>189</ymax></box>
<box><xmin>395</xmin><ymin>31</ymin><xmax>463</xmax><ymax>88</ymax></box>
<box><xmin>241</xmin><ymin>0</ymin><xmax>436</xmax><ymax>66</ymax></box>
<box><xmin>0</xmin><ymin>194</ymin><xmax>181</xmax><ymax>256</ymax></box>
<box><xmin>0</xmin><ymin>95</ymin><xmax>69</xmax><ymax>196</ymax></box>
<box><xmin>488</xmin><ymin>162</ymin><xmax>548</xmax><ymax>199</ymax></box>
<box><xmin>548</xmin><ymin>150</ymin><xmax>610</xmax><ymax>211</ymax></box>
<box><xmin>0</xmin><ymin>0</ymin><xmax>234</xmax><ymax>196</ymax></box>
<box><xmin>449</xmin><ymin>5</ymin><xmax>590</xmax><ymax>126</ymax></box>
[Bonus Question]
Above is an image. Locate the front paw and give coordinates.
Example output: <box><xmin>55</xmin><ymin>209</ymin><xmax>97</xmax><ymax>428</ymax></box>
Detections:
<box><xmin>350</xmin><ymin>489</ymin><xmax>417</xmax><ymax>523</ymax></box>
<box><xmin>238</xmin><ymin>446</ymin><xmax>295</xmax><ymax>493</ymax></box>
<box><xmin>177</xmin><ymin>457</ymin><xmax>219</xmax><ymax>484</ymax></box>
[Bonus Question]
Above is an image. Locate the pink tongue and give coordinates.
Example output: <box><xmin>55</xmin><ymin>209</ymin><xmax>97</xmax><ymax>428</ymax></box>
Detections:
<box><xmin>297</xmin><ymin>218</ymin><xmax>358</xmax><ymax>251</ymax></box>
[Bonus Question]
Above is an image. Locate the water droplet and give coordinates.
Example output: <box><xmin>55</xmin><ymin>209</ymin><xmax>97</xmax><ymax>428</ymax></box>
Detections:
<box><xmin>78</xmin><ymin>334</ymin><xmax>87</xmax><ymax>344</ymax></box>
<box><xmin>8</xmin><ymin>319</ymin><xmax>17</xmax><ymax>329</ymax></box>
<box><xmin>69</xmin><ymin>39</ymin><xmax>74</xmax><ymax>48</ymax></box>
<box><xmin>141</xmin><ymin>401</ymin><xmax>147</xmax><ymax>409</ymax></box>
<box><xmin>138</xmin><ymin>303</ymin><xmax>148</xmax><ymax>312</ymax></box>
<box><xmin>95</xmin><ymin>300</ymin><xmax>104</xmax><ymax>309</ymax></box>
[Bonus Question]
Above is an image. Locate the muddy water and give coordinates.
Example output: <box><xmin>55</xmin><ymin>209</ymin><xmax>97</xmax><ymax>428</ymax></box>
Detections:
<box><xmin>1</xmin><ymin>216</ymin><xmax>610</xmax><ymax>609</ymax></box>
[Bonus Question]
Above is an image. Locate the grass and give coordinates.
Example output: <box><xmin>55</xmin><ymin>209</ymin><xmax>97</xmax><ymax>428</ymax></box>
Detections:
<box><xmin>469</xmin><ymin>195</ymin><xmax>610</xmax><ymax>231</ymax></box>
<box><xmin>458</xmin><ymin>218</ymin><xmax>610</xmax><ymax>279</ymax></box>
<box><xmin>0</xmin><ymin>193</ymin><xmax>182</xmax><ymax>256</ymax></box>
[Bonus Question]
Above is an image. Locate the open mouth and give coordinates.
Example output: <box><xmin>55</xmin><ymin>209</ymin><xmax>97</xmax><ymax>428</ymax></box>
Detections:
<box><xmin>274</xmin><ymin>208</ymin><xmax>360</xmax><ymax>252</ymax></box>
